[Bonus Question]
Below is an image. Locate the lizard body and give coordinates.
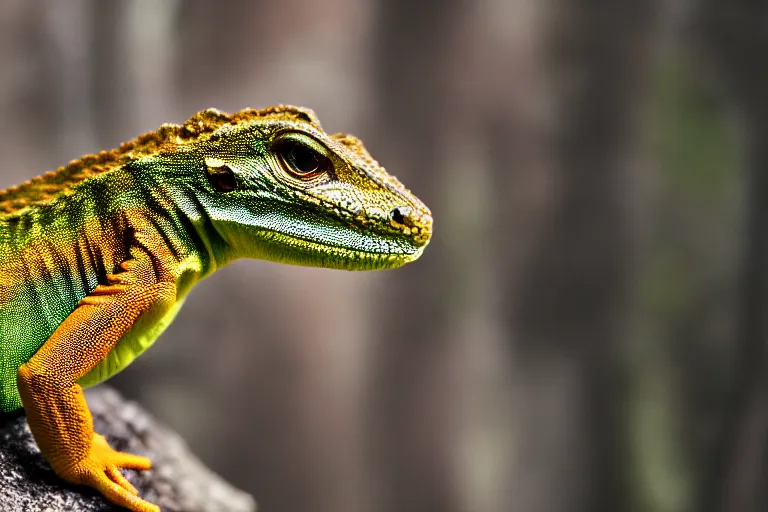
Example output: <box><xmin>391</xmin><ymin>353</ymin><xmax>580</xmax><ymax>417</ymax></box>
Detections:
<box><xmin>0</xmin><ymin>106</ymin><xmax>431</xmax><ymax>511</ymax></box>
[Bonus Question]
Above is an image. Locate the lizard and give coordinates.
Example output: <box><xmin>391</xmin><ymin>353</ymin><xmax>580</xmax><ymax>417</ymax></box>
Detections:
<box><xmin>0</xmin><ymin>105</ymin><xmax>432</xmax><ymax>512</ymax></box>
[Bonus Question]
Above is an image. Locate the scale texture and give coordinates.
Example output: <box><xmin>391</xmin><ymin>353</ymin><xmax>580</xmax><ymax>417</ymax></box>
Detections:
<box><xmin>0</xmin><ymin>105</ymin><xmax>432</xmax><ymax>511</ymax></box>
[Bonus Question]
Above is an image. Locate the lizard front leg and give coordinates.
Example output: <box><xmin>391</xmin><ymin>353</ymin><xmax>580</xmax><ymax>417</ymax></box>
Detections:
<box><xmin>17</xmin><ymin>242</ymin><xmax>177</xmax><ymax>512</ymax></box>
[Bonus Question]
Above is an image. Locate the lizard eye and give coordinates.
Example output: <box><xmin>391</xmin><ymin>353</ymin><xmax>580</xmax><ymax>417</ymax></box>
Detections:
<box><xmin>277</xmin><ymin>139</ymin><xmax>332</xmax><ymax>178</ymax></box>
<box><xmin>208</xmin><ymin>165</ymin><xmax>238</xmax><ymax>192</ymax></box>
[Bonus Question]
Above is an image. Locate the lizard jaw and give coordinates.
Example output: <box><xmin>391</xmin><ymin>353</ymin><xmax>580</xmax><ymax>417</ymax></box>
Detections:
<box><xmin>253</xmin><ymin>230</ymin><xmax>426</xmax><ymax>270</ymax></box>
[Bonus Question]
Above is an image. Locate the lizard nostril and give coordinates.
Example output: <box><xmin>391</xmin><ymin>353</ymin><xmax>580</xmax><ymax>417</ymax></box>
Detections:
<box><xmin>390</xmin><ymin>206</ymin><xmax>420</xmax><ymax>232</ymax></box>
<box><xmin>390</xmin><ymin>207</ymin><xmax>406</xmax><ymax>225</ymax></box>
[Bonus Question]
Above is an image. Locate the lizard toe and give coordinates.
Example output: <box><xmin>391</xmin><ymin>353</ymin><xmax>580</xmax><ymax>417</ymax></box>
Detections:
<box><xmin>106</xmin><ymin>465</ymin><xmax>139</xmax><ymax>495</ymax></box>
<box><xmin>89</xmin><ymin>474</ymin><xmax>160</xmax><ymax>512</ymax></box>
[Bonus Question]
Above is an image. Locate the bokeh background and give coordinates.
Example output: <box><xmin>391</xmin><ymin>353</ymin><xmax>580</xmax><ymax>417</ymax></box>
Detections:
<box><xmin>1</xmin><ymin>1</ymin><xmax>766</xmax><ymax>511</ymax></box>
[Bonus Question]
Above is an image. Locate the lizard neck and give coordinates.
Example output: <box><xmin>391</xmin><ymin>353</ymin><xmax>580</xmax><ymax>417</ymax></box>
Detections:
<box><xmin>0</xmin><ymin>160</ymin><xmax>228</xmax><ymax>286</ymax></box>
<box><xmin>122</xmin><ymin>158</ymin><xmax>233</xmax><ymax>275</ymax></box>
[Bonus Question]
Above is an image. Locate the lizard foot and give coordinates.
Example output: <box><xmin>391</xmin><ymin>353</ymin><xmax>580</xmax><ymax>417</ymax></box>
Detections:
<box><xmin>61</xmin><ymin>433</ymin><xmax>159</xmax><ymax>512</ymax></box>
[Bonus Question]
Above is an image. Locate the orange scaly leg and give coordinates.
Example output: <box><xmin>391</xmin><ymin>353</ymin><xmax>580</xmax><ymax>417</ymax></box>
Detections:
<box><xmin>17</xmin><ymin>244</ymin><xmax>176</xmax><ymax>512</ymax></box>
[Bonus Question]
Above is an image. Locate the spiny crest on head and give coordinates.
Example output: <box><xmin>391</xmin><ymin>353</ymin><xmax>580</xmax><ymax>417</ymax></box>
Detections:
<box><xmin>0</xmin><ymin>105</ymin><xmax>320</xmax><ymax>216</ymax></box>
<box><xmin>332</xmin><ymin>133</ymin><xmax>381</xmax><ymax>169</ymax></box>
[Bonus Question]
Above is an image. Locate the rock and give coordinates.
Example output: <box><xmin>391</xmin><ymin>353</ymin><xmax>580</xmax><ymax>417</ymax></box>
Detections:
<box><xmin>0</xmin><ymin>386</ymin><xmax>256</xmax><ymax>512</ymax></box>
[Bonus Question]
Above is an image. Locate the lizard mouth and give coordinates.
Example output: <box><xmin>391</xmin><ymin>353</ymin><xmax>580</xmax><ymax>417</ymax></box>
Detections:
<box><xmin>258</xmin><ymin>229</ymin><xmax>425</xmax><ymax>270</ymax></box>
<box><xmin>224</xmin><ymin>201</ymin><xmax>426</xmax><ymax>270</ymax></box>
<box><xmin>287</xmin><ymin>202</ymin><xmax>424</xmax><ymax>255</ymax></box>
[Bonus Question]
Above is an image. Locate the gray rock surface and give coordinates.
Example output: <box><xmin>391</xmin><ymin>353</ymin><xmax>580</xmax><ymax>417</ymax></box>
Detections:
<box><xmin>0</xmin><ymin>386</ymin><xmax>256</xmax><ymax>512</ymax></box>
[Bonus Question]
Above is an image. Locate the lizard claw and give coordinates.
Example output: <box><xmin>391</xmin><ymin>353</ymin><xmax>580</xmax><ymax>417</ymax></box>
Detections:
<box><xmin>61</xmin><ymin>434</ymin><xmax>159</xmax><ymax>512</ymax></box>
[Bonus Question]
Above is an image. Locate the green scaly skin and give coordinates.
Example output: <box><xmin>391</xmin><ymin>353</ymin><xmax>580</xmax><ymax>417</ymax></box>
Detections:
<box><xmin>0</xmin><ymin>105</ymin><xmax>431</xmax><ymax>512</ymax></box>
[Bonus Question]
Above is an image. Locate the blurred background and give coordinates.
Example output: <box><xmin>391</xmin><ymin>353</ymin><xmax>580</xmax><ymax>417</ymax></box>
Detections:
<box><xmin>1</xmin><ymin>1</ymin><xmax>766</xmax><ymax>511</ymax></box>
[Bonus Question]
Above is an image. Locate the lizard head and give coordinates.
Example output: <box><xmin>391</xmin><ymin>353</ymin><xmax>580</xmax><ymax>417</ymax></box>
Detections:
<box><xmin>180</xmin><ymin>106</ymin><xmax>432</xmax><ymax>270</ymax></box>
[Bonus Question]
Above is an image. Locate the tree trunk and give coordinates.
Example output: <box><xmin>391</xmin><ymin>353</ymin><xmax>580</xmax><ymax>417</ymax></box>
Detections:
<box><xmin>693</xmin><ymin>4</ymin><xmax>768</xmax><ymax>510</ymax></box>
<box><xmin>367</xmin><ymin>1</ymin><xmax>469</xmax><ymax>511</ymax></box>
<box><xmin>504</xmin><ymin>1</ymin><xmax>658</xmax><ymax>511</ymax></box>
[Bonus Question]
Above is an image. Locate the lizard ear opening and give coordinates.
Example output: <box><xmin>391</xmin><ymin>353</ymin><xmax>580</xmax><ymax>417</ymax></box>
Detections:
<box><xmin>207</xmin><ymin>164</ymin><xmax>238</xmax><ymax>192</ymax></box>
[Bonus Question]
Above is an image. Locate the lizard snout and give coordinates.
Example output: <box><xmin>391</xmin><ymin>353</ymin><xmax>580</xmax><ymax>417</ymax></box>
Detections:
<box><xmin>389</xmin><ymin>205</ymin><xmax>432</xmax><ymax>247</ymax></box>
